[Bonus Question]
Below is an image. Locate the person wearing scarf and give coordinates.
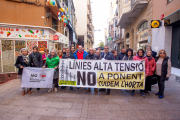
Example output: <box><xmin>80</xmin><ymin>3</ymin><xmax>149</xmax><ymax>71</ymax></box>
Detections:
<box><xmin>132</xmin><ymin>49</ymin><xmax>149</xmax><ymax>97</ymax></box>
<box><xmin>145</xmin><ymin>50</ymin><xmax>156</xmax><ymax>94</ymax></box>
<box><xmin>43</xmin><ymin>49</ymin><xmax>59</xmax><ymax>92</ymax></box>
<box><xmin>29</xmin><ymin>46</ymin><xmax>43</xmax><ymax>91</ymax></box>
<box><xmin>15</xmin><ymin>48</ymin><xmax>32</xmax><ymax>95</ymax></box>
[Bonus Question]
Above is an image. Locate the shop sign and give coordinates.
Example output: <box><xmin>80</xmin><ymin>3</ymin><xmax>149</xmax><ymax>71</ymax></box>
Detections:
<box><xmin>53</xmin><ymin>35</ymin><xmax>59</xmax><ymax>40</ymax></box>
<box><xmin>56</xmin><ymin>32</ymin><xmax>68</xmax><ymax>44</ymax></box>
<box><xmin>140</xmin><ymin>32</ymin><xmax>148</xmax><ymax>38</ymax></box>
<box><xmin>151</xmin><ymin>20</ymin><xmax>161</xmax><ymax>28</ymax></box>
<box><xmin>164</xmin><ymin>19</ymin><xmax>170</xmax><ymax>26</ymax></box>
<box><xmin>0</xmin><ymin>27</ymin><xmax>49</xmax><ymax>39</ymax></box>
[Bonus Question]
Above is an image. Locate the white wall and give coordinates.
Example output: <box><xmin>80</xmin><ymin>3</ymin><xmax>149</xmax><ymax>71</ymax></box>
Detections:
<box><xmin>73</xmin><ymin>0</ymin><xmax>87</xmax><ymax>36</ymax></box>
<box><xmin>152</xmin><ymin>20</ymin><xmax>172</xmax><ymax>57</ymax></box>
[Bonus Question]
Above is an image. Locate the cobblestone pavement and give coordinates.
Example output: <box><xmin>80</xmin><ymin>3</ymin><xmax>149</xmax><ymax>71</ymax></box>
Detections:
<box><xmin>0</xmin><ymin>78</ymin><xmax>180</xmax><ymax>120</ymax></box>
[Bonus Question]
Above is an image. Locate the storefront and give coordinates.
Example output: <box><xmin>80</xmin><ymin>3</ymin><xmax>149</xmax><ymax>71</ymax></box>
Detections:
<box><xmin>0</xmin><ymin>24</ymin><xmax>56</xmax><ymax>73</ymax></box>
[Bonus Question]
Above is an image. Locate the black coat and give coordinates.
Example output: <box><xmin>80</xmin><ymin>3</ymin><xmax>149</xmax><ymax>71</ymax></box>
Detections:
<box><xmin>62</xmin><ymin>54</ymin><xmax>75</xmax><ymax>59</ymax></box>
<box><xmin>118</xmin><ymin>53</ymin><xmax>126</xmax><ymax>60</ymax></box>
<box><xmin>155</xmin><ymin>57</ymin><xmax>169</xmax><ymax>80</ymax></box>
<box><xmin>152</xmin><ymin>51</ymin><xmax>157</xmax><ymax>58</ymax></box>
<box><xmin>15</xmin><ymin>56</ymin><xmax>30</xmax><ymax>75</ymax></box>
<box><xmin>100</xmin><ymin>52</ymin><xmax>115</xmax><ymax>60</ymax></box>
<box><xmin>29</xmin><ymin>52</ymin><xmax>43</xmax><ymax>67</ymax></box>
<box><xmin>86</xmin><ymin>54</ymin><xmax>99</xmax><ymax>60</ymax></box>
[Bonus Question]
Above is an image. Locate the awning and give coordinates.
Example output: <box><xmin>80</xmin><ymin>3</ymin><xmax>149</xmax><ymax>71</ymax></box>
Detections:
<box><xmin>117</xmin><ymin>1</ymin><xmax>148</xmax><ymax>28</ymax></box>
<box><xmin>164</xmin><ymin>9</ymin><xmax>180</xmax><ymax>25</ymax></box>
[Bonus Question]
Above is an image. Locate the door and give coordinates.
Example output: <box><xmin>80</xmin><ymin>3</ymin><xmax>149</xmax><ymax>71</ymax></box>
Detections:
<box><xmin>1</xmin><ymin>40</ymin><xmax>15</xmax><ymax>73</ymax></box>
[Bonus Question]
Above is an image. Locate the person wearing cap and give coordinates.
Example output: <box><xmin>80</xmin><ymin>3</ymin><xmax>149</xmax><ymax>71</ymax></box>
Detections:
<box><xmin>15</xmin><ymin>48</ymin><xmax>32</xmax><ymax>96</ymax></box>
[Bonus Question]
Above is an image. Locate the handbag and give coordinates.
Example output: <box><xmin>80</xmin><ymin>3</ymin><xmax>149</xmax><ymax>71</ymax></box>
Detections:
<box><xmin>151</xmin><ymin>74</ymin><xmax>158</xmax><ymax>85</ymax></box>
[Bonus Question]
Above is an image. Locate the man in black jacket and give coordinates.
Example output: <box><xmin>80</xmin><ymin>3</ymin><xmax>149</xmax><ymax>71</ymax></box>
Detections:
<box><xmin>146</xmin><ymin>46</ymin><xmax>157</xmax><ymax>58</ymax></box>
<box><xmin>62</xmin><ymin>48</ymin><xmax>75</xmax><ymax>59</ymax></box>
<box><xmin>118</xmin><ymin>48</ymin><xmax>126</xmax><ymax>60</ymax></box>
<box><xmin>100</xmin><ymin>46</ymin><xmax>115</xmax><ymax>95</ymax></box>
<box><xmin>85</xmin><ymin>48</ymin><xmax>99</xmax><ymax>92</ymax></box>
<box><xmin>61</xmin><ymin>48</ymin><xmax>75</xmax><ymax>90</ymax></box>
<box><xmin>70</xmin><ymin>46</ymin><xmax>76</xmax><ymax>56</ymax></box>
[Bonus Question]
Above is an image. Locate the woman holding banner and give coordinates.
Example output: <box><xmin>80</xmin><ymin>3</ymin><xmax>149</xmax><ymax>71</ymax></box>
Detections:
<box><xmin>29</xmin><ymin>46</ymin><xmax>43</xmax><ymax>91</ymax></box>
<box><xmin>122</xmin><ymin>48</ymin><xmax>133</xmax><ymax>60</ymax></box>
<box><xmin>145</xmin><ymin>50</ymin><xmax>156</xmax><ymax>94</ymax></box>
<box><xmin>155</xmin><ymin>49</ymin><xmax>171</xmax><ymax>99</ymax></box>
<box><xmin>132</xmin><ymin>49</ymin><xmax>149</xmax><ymax>97</ymax></box>
<box><xmin>43</xmin><ymin>49</ymin><xmax>59</xmax><ymax>92</ymax></box>
<box><xmin>15</xmin><ymin>48</ymin><xmax>32</xmax><ymax>96</ymax></box>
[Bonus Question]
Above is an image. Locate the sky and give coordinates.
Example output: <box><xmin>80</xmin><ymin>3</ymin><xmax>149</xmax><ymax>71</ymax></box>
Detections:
<box><xmin>91</xmin><ymin>0</ymin><xmax>109</xmax><ymax>48</ymax></box>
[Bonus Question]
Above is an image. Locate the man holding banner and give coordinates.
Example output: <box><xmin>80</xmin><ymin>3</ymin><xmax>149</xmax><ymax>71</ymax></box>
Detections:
<box><xmin>85</xmin><ymin>48</ymin><xmax>99</xmax><ymax>92</ymax></box>
<box><xmin>61</xmin><ymin>48</ymin><xmax>75</xmax><ymax>90</ymax></box>
<box><xmin>100</xmin><ymin>45</ymin><xmax>115</xmax><ymax>95</ymax></box>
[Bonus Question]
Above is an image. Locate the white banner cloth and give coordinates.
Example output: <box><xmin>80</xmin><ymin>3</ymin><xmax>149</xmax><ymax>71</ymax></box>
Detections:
<box><xmin>21</xmin><ymin>67</ymin><xmax>54</xmax><ymax>88</ymax></box>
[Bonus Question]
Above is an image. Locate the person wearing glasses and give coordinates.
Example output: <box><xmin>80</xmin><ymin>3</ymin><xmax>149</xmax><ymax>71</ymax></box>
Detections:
<box><xmin>100</xmin><ymin>46</ymin><xmax>115</xmax><ymax>95</ymax></box>
<box><xmin>155</xmin><ymin>49</ymin><xmax>171</xmax><ymax>99</ymax></box>
<box><xmin>43</xmin><ymin>49</ymin><xmax>59</xmax><ymax>92</ymax></box>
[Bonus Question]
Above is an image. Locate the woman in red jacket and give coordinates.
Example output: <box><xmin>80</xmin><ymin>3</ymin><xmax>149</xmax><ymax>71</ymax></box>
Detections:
<box><xmin>131</xmin><ymin>49</ymin><xmax>149</xmax><ymax>97</ymax></box>
<box><xmin>145</xmin><ymin>50</ymin><xmax>156</xmax><ymax>93</ymax></box>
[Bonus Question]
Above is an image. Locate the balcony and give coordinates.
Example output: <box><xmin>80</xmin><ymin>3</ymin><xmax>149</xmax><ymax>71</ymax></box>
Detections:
<box><xmin>87</xmin><ymin>31</ymin><xmax>92</xmax><ymax>38</ymax></box>
<box><xmin>117</xmin><ymin>0</ymin><xmax>148</xmax><ymax>28</ymax></box>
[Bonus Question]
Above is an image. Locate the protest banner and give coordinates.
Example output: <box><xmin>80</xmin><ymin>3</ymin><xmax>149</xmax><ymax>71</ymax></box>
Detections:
<box><xmin>59</xmin><ymin>59</ymin><xmax>145</xmax><ymax>90</ymax></box>
<box><xmin>21</xmin><ymin>67</ymin><xmax>54</xmax><ymax>88</ymax></box>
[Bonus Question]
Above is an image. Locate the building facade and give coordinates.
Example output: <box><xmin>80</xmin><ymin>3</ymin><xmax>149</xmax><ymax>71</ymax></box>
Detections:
<box><xmin>73</xmin><ymin>0</ymin><xmax>94</xmax><ymax>51</ymax></box>
<box><xmin>117</xmin><ymin>0</ymin><xmax>152</xmax><ymax>52</ymax></box>
<box><xmin>151</xmin><ymin>0</ymin><xmax>180</xmax><ymax>78</ymax></box>
<box><xmin>107</xmin><ymin>0</ymin><xmax>124</xmax><ymax>52</ymax></box>
<box><xmin>0</xmin><ymin>0</ymin><xmax>74</xmax><ymax>75</ymax></box>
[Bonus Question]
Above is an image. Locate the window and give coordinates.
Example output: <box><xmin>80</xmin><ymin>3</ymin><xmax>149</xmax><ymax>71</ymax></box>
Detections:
<box><xmin>52</xmin><ymin>17</ymin><xmax>57</xmax><ymax>31</ymax></box>
<box><xmin>126</xmin><ymin>33</ymin><xmax>129</xmax><ymax>38</ymax></box>
<box><xmin>138</xmin><ymin>21</ymin><xmax>148</xmax><ymax>32</ymax></box>
<box><xmin>167</xmin><ymin>0</ymin><xmax>173</xmax><ymax>3</ymax></box>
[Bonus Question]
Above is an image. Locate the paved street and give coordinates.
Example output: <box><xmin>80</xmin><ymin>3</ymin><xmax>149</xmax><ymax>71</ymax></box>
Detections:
<box><xmin>0</xmin><ymin>77</ymin><xmax>180</xmax><ymax>120</ymax></box>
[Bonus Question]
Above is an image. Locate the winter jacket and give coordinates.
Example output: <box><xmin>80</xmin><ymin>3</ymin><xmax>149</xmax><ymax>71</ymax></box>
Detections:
<box><xmin>118</xmin><ymin>53</ymin><xmax>126</xmax><ymax>60</ymax></box>
<box><xmin>147</xmin><ymin>57</ymin><xmax>156</xmax><ymax>76</ymax></box>
<box><xmin>62</xmin><ymin>54</ymin><xmax>75</xmax><ymax>59</ymax></box>
<box><xmin>100</xmin><ymin>52</ymin><xmax>115</xmax><ymax>60</ymax></box>
<box><xmin>155</xmin><ymin>57</ymin><xmax>171</xmax><ymax>80</ymax></box>
<box><xmin>114</xmin><ymin>55</ymin><xmax>119</xmax><ymax>60</ymax></box>
<box><xmin>15</xmin><ymin>56</ymin><xmax>30</xmax><ymax>75</ymax></box>
<box><xmin>74</xmin><ymin>50</ymin><xmax>88</xmax><ymax>59</ymax></box>
<box><xmin>133</xmin><ymin>55</ymin><xmax>149</xmax><ymax>75</ymax></box>
<box><xmin>44</xmin><ymin>55</ymin><xmax>59</xmax><ymax>79</ymax></box>
<box><xmin>29</xmin><ymin>52</ymin><xmax>43</xmax><ymax>67</ymax></box>
<box><xmin>86</xmin><ymin>54</ymin><xmax>99</xmax><ymax>60</ymax></box>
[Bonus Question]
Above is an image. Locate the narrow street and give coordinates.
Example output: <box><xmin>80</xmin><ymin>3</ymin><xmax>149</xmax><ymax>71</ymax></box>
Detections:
<box><xmin>0</xmin><ymin>77</ymin><xmax>180</xmax><ymax>120</ymax></box>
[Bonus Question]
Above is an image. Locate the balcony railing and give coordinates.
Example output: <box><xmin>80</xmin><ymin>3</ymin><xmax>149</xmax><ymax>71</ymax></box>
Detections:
<box><xmin>131</xmin><ymin>0</ymin><xmax>148</xmax><ymax>8</ymax></box>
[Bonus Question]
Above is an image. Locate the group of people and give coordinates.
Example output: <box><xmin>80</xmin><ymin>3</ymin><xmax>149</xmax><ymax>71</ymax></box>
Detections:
<box><xmin>15</xmin><ymin>45</ymin><xmax>171</xmax><ymax>99</ymax></box>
